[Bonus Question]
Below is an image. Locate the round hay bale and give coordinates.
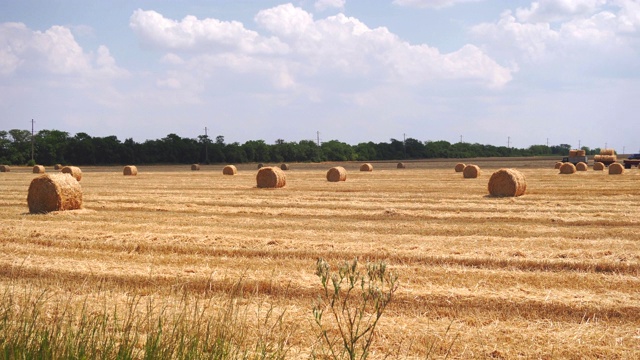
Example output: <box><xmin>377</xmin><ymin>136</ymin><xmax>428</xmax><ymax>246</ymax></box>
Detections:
<box><xmin>600</xmin><ymin>148</ymin><xmax>615</xmax><ymax>156</ymax></box>
<box><xmin>454</xmin><ymin>163</ymin><xmax>465</xmax><ymax>172</ymax></box>
<box><xmin>397</xmin><ymin>162</ymin><xmax>406</xmax><ymax>169</ymax></box>
<box><xmin>559</xmin><ymin>162</ymin><xmax>576</xmax><ymax>174</ymax></box>
<box><xmin>222</xmin><ymin>165</ymin><xmax>237</xmax><ymax>175</ymax></box>
<box><xmin>27</xmin><ymin>173</ymin><xmax>82</xmax><ymax>213</ymax></box>
<box><xmin>488</xmin><ymin>168</ymin><xmax>526</xmax><ymax>197</ymax></box>
<box><xmin>61</xmin><ymin>166</ymin><xmax>82</xmax><ymax>181</ymax></box>
<box><xmin>0</xmin><ymin>165</ymin><xmax>10</xmax><ymax>172</ymax></box>
<box><xmin>326</xmin><ymin>166</ymin><xmax>347</xmax><ymax>182</ymax></box>
<box><xmin>463</xmin><ymin>164</ymin><xmax>480</xmax><ymax>178</ymax></box>
<box><xmin>257</xmin><ymin>163</ymin><xmax>264</xmax><ymax>169</ymax></box>
<box><xmin>191</xmin><ymin>164</ymin><xmax>200</xmax><ymax>171</ymax></box>
<box><xmin>575</xmin><ymin>149</ymin><xmax>586</xmax><ymax>157</ymax></box>
<box><xmin>360</xmin><ymin>163</ymin><xmax>373</xmax><ymax>172</ymax></box>
<box><xmin>54</xmin><ymin>164</ymin><xmax>62</xmax><ymax>170</ymax></box>
<box><xmin>594</xmin><ymin>154</ymin><xmax>616</xmax><ymax>164</ymax></box>
<box><xmin>554</xmin><ymin>162</ymin><xmax>563</xmax><ymax>169</ymax></box>
<box><xmin>123</xmin><ymin>165</ymin><xmax>138</xmax><ymax>176</ymax></box>
<box><xmin>280</xmin><ymin>163</ymin><xmax>290</xmax><ymax>171</ymax></box>
<box><xmin>256</xmin><ymin>167</ymin><xmax>286</xmax><ymax>188</ymax></box>
<box><xmin>593</xmin><ymin>162</ymin><xmax>605</xmax><ymax>171</ymax></box>
<box><xmin>33</xmin><ymin>165</ymin><xmax>45</xmax><ymax>174</ymax></box>
<box><xmin>569</xmin><ymin>150</ymin><xmax>578</xmax><ymax>157</ymax></box>
<box><xmin>608</xmin><ymin>163</ymin><xmax>624</xmax><ymax>175</ymax></box>
<box><xmin>575</xmin><ymin>162</ymin><xmax>588</xmax><ymax>171</ymax></box>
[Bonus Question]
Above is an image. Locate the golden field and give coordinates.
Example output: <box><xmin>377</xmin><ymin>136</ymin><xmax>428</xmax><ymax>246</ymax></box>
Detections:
<box><xmin>1</xmin><ymin>159</ymin><xmax>639</xmax><ymax>359</ymax></box>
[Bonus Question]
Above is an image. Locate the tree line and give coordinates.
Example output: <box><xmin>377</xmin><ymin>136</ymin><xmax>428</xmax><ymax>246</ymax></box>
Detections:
<box><xmin>0</xmin><ymin>129</ymin><xmax>598</xmax><ymax>166</ymax></box>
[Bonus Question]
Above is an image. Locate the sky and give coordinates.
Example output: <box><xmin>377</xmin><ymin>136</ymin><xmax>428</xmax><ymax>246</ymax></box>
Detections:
<box><xmin>1</xmin><ymin>0</ymin><xmax>639</xmax><ymax>152</ymax></box>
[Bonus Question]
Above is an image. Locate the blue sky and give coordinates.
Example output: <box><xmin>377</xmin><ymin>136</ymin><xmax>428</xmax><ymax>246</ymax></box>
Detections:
<box><xmin>1</xmin><ymin>0</ymin><xmax>639</xmax><ymax>152</ymax></box>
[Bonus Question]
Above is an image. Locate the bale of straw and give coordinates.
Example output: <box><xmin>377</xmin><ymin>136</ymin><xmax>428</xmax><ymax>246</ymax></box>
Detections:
<box><xmin>575</xmin><ymin>162</ymin><xmax>588</xmax><ymax>171</ymax></box>
<box><xmin>256</xmin><ymin>167</ymin><xmax>286</xmax><ymax>188</ymax></box>
<box><xmin>575</xmin><ymin>150</ymin><xmax>586</xmax><ymax>157</ymax></box>
<box><xmin>454</xmin><ymin>163</ymin><xmax>465</xmax><ymax>172</ymax></box>
<box><xmin>397</xmin><ymin>162</ymin><xmax>406</xmax><ymax>169</ymax></box>
<box><xmin>593</xmin><ymin>162</ymin><xmax>605</xmax><ymax>171</ymax></box>
<box><xmin>0</xmin><ymin>165</ymin><xmax>9</xmax><ymax>172</ymax></box>
<box><xmin>554</xmin><ymin>162</ymin><xmax>563</xmax><ymax>169</ymax></box>
<box><xmin>600</xmin><ymin>148</ymin><xmax>616</xmax><ymax>156</ymax></box>
<box><xmin>280</xmin><ymin>163</ymin><xmax>290</xmax><ymax>171</ymax></box>
<box><xmin>594</xmin><ymin>155</ymin><xmax>616</xmax><ymax>164</ymax></box>
<box><xmin>360</xmin><ymin>163</ymin><xmax>373</xmax><ymax>172</ymax></box>
<box><xmin>222</xmin><ymin>165</ymin><xmax>237</xmax><ymax>175</ymax></box>
<box><xmin>123</xmin><ymin>165</ymin><xmax>138</xmax><ymax>176</ymax></box>
<box><xmin>191</xmin><ymin>164</ymin><xmax>200</xmax><ymax>171</ymax></box>
<box><xmin>257</xmin><ymin>163</ymin><xmax>264</xmax><ymax>169</ymax></box>
<box><xmin>569</xmin><ymin>150</ymin><xmax>577</xmax><ymax>157</ymax></box>
<box><xmin>326</xmin><ymin>166</ymin><xmax>347</xmax><ymax>182</ymax></box>
<box><xmin>33</xmin><ymin>165</ymin><xmax>45</xmax><ymax>174</ymax></box>
<box><xmin>559</xmin><ymin>162</ymin><xmax>576</xmax><ymax>174</ymax></box>
<box><xmin>61</xmin><ymin>166</ymin><xmax>82</xmax><ymax>181</ymax></box>
<box><xmin>54</xmin><ymin>164</ymin><xmax>62</xmax><ymax>170</ymax></box>
<box><xmin>608</xmin><ymin>163</ymin><xmax>624</xmax><ymax>175</ymax></box>
<box><xmin>27</xmin><ymin>173</ymin><xmax>82</xmax><ymax>213</ymax></box>
<box><xmin>488</xmin><ymin>169</ymin><xmax>526</xmax><ymax>197</ymax></box>
<box><xmin>463</xmin><ymin>164</ymin><xmax>480</xmax><ymax>178</ymax></box>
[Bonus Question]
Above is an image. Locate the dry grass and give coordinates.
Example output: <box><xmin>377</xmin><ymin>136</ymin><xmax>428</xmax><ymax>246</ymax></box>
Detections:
<box><xmin>1</xmin><ymin>159</ymin><xmax>639</xmax><ymax>359</ymax></box>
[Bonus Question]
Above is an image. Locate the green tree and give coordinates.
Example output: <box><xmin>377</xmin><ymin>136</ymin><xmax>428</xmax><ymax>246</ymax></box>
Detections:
<box><xmin>7</xmin><ymin>129</ymin><xmax>32</xmax><ymax>164</ymax></box>
<box><xmin>321</xmin><ymin>140</ymin><xmax>355</xmax><ymax>161</ymax></box>
<box><xmin>34</xmin><ymin>129</ymin><xmax>70</xmax><ymax>165</ymax></box>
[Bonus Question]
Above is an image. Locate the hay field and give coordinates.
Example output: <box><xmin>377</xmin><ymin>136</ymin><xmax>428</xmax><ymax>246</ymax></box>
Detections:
<box><xmin>1</xmin><ymin>159</ymin><xmax>639</xmax><ymax>359</ymax></box>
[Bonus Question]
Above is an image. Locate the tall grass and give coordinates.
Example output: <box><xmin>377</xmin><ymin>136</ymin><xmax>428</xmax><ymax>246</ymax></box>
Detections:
<box><xmin>0</xmin><ymin>281</ymin><xmax>294</xmax><ymax>360</ymax></box>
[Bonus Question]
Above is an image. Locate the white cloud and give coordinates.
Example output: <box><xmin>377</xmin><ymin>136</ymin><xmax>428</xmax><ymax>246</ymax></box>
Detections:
<box><xmin>392</xmin><ymin>0</ymin><xmax>484</xmax><ymax>9</ymax></box>
<box><xmin>129</xmin><ymin>9</ymin><xmax>288</xmax><ymax>55</ymax></box>
<box><xmin>516</xmin><ymin>0</ymin><xmax>608</xmax><ymax>23</ymax></box>
<box><xmin>471</xmin><ymin>2</ymin><xmax>639</xmax><ymax>77</ymax></box>
<box><xmin>315</xmin><ymin>0</ymin><xmax>346</xmax><ymax>12</ymax></box>
<box><xmin>131</xmin><ymin>3</ymin><xmax>512</xmax><ymax>92</ymax></box>
<box><xmin>0</xmin><ymin>22</ymin><xmax>125</xmax><ymax>79</ymax></box>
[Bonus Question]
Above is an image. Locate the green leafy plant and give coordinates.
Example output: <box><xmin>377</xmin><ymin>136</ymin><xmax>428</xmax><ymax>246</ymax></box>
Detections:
<box><xmin>312</xmin><ymin>258</ymin><xmax>398</xmax><ymax>360</ymax></box>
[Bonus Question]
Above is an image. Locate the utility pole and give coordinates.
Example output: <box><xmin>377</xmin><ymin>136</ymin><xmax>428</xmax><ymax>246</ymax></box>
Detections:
<box><xmin>578</xmin><ymin>140</ymin><xmax>581</xmax><ymax>149</ymax></box>
<box><xmin>546</xmin><ymin>138</ymin><xmax>549</xmax><ymax>147</ymax></box>
<box><xmin>460</xmin><ymin>135</ymin><xmax>463</xmax><ymax>143</ymax></box>
<box><xmin>623</xmin><ymin>146</ymin><xmax>625</xmax><ymax>155</ymax></box>
<box><xmin>317</xmin><ymin>131</ymin><xmax>320</xmax><ymax>147</ymax></box>
<box><xmin>204</xmin><ymin>127</ymin><xmax>209</xmax><ymax>164</ymax></box>
<box><xmin>507</xmin><ymin>136</ymin><xmax>510</xmax><ymax>148</ymax></box>
<box><xmin>31</xmin><ymin>119</ymin><xmax>35</xmax><ymax>162</ymax></box>
<box><xmin>403</xmin><ymin>133</ymin><xmax>406</xmax><ymax>159</ymax></box>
